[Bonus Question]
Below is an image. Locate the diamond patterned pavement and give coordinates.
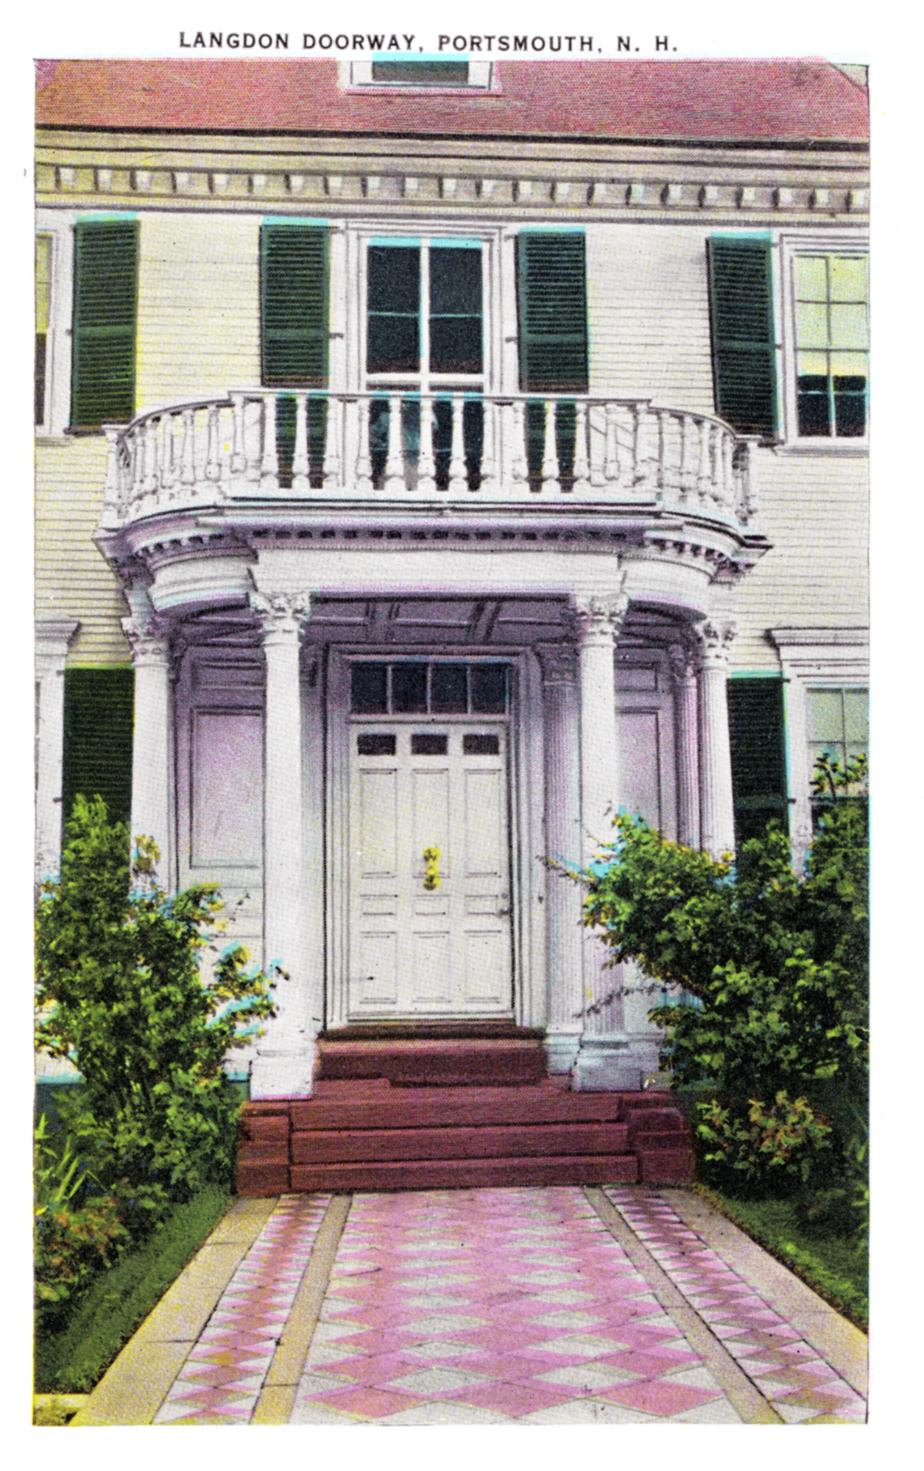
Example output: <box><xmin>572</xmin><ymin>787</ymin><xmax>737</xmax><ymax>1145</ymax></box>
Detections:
<box><xmin>290</xmin><ymin>1187</ymin><xmax>737</xmax><ymax>1424</ymax></box>
<box><xmin>604</xmin><ymin>1188</ymin><xmax>867</xmax><ymax>1425</ymax></box>
<box><xmin>154</xmin><ymin>1194</ymin><xmax>330</xmax><ymax>1424</ymax></box>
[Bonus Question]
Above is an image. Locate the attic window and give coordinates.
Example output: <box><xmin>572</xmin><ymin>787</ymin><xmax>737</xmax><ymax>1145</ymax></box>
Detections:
<box><xmin>350</xmin><ymin>60</ymin><xmax>493</xmax><ymax>89</ymax></box>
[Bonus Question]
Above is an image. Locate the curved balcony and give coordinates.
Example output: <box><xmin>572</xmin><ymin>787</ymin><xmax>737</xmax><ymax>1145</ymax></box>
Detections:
<box><xmin>99</xmin><ymin>388</ymin><xmax>760</xmax><ymax>534</ymax></box>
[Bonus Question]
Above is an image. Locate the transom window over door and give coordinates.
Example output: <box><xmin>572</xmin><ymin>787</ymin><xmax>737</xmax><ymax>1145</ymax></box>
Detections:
<box><xmin>365</xmin><ymin>238</ymin><xmax>485</xmax><ymax>488</ymax></box>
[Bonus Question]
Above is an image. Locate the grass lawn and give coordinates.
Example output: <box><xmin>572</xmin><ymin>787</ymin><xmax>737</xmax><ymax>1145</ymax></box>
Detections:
<box><xmin>35</xmin><ymin>1182</ymin><xmax>231</xmax><ymax>1395</ymax></box>
<box><xmin>695</xmin><ymin>1184</ymin><xmax>868</xmax><ymax>1332</ymax></box>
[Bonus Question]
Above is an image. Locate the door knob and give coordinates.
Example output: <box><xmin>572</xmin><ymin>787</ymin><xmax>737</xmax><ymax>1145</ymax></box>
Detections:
<box><xmin>422</xmin><ymin>846</ymin><xmax>442</xmax><ymax>891</ymax></box>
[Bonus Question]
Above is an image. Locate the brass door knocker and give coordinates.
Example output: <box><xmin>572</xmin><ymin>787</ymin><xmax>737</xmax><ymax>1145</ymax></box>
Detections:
<box><xmin>422</xmin><ymin>846</ymin><xmax>442</xmax><ymax>890</ymax></box>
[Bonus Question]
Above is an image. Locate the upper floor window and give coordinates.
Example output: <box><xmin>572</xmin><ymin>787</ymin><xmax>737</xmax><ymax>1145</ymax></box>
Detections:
<box><xmin>793</xmin><ymin>253</ymin><xmax>868</xmax><ymax>439</ymax></box>
<box><xmin>366</xmin><ymin>239</ymin><xmax>484</xmax><ymax>386</ymax></box>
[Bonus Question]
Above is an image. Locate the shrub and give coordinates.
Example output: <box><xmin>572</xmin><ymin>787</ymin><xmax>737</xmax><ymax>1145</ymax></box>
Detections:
<box><xmin>562</xmin><ymin>755</ymin><xmax>868</xmax><ymax>1224</ymax></box>
<box><xmin>36</xmin><ymin>796</ymin><xmax>278</xmax><ymax>1235</ymax></box>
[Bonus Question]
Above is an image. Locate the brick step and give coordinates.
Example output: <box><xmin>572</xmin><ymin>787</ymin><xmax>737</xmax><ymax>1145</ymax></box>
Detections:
<box><xmin>288</xmin><ymin>1085</ymin><xmax>626</xmax><ymax>1132</ymax></box>
<box><xmin>637</xmin><ymin>1147</ymin><xmax>696</xmax><ymax>1185</ymax></box>
<box><xmin>315</xmin><ymin>1038</ymin><xmax>546</xmax><ymax>1086</ymax></box>
<box><xmin>290</xmin><ymin>1120</ymin><xmax>630</xmax><ymax>1165</ymax></box>
<box><xmin>288</xmin><ymin>1153</ymin><xmax>640</xmax><ymax>1193</ymax></box>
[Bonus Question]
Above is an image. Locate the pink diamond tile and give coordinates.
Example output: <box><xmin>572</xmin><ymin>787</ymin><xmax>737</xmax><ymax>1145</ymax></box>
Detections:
<box><xmin>304</xmin><ymin>1385</ymin><xmax>424</xmax><ymax>1419</ymax></box>
<box><xmin>600</xmin><ymin>1378</ymin><xmax>723</xmax><ymax>1417</ymax></box>
<box><xmin>442</xmin><ymin>1381</ymin><xmax>577</xmax><ymax>1418</ymax></box>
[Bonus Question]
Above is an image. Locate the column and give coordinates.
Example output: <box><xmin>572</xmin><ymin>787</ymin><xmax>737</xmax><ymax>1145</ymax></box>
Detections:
<box><xmin>570</xmin><ymin>589</ymin><xmax>643</xmax><ymax>1091</ymax></box>
<box><xmin>122</xmin><ymin>609</ymin><xmax>174</xmax><ymax>887</ymax></box>
<box><xmin>249</xmin><ymin>590</ymin><xmax>314</xmax><ymax>1098</ymax></box>
<box><xmin>696</xmin><ymin>617</ymin><xmax>737</xmax><ymax>859</ymax></box>
<box><xmin>668</xmin><ymin>636</ymin><xmax>701</xmax><ymax>848</ymax></box>
<box><xmin>535</xmin><ymin>641</ymin><xmax>584</xmax><ymax>1073</ymax></box>
<box><xmin>35</xmin><ymin>619</ymin><xmax>79</xmax><ymax>882</ymax></box>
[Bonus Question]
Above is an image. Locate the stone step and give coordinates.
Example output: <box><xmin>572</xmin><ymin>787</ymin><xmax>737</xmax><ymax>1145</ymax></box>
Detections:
<box><xmin>290</xmin><ymin>1121</ymin><xmax>630</xmax><ymax>1165</ymax></box>
<box><xmin>315</xmin><ymin>1037</ymin><xmax>547</xmax><ymax>1086</ymax></box>
<box><xmin>288</xmin><ymin>1083</ymin><xmax>625</xmax><ymax>1132</ymax></box>
<box><xmin>289</xmin><ymin>1153</ymin><xmax>640</xmax><ymax>1193</ymax></box>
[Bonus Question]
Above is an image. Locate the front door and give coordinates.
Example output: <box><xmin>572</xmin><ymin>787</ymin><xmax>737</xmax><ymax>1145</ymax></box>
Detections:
<box><xmin>348</xmin><ymin>723</ymin><xmax>513</xmax><ymax>1017</ymax></box>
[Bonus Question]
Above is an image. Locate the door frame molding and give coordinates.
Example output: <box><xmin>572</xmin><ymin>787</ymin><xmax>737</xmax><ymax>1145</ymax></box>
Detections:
<box><xmin>324</xmin><ymin>643</ymin><xmax>545</xmax><ymax>1030</ymax></box>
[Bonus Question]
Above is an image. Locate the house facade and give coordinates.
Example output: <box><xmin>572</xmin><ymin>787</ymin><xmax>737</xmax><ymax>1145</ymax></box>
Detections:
<box><xmin>35</xmin><ymin>58</ymin><xmax>869</xmax><ymax>1101</ymax></box>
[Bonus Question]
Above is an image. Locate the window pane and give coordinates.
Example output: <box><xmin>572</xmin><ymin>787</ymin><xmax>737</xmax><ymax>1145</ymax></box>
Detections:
<box><xmin>392</xmin><ymin>662</ymin><xmax>428</xmax><ymax>713</ymax></box>
<box><xmin>809</xmin><ymin>689</ymin><xmax>844</xmax><ymax>741</ymax></box>
<box><xmin>843</xmin><ymin>689</ymin><xmax>869</xmax><ymax>740</ymax></box>
<box><xmin>463</xmin><ymin>733</ymin><xmax>500</xmax><ymax>755</ymax></box>
<box><xmin>471</xmin><ymin>663</ymin><xmax>508</xmax><ymax>713</ymax></box>
<box><xmin>830</xmin><ymin>255</ymin><xmax>868</xmax><ymax>302</ymax></box>
<box><xmin>351</xmin><ymin>663</ymin><xmax>388</xmax><ymax>714</ymax></box>
<box><xmin>367</xmin><ymin>315</ymin><xmax>419</xmax><ymax>373</ymax></box>
<box><xmin>371</xmin><ymin>60</ymin><xmax>469</xmax><ymax>84</ymax></box>
<box><xmin>430</xmin><ymin>248</ymin><xmax>482</xmax><ymax>315</ymax></box>
<box><xmin>368</xmin><ymin>246</ymin><xmax>420</xmax><ymax>312</ymax></box>
<box><xmin>411</xmin><ymin>733</ymin><xmax>448</xmax><ymax>754</ymax></box>
<box><xmin>36</xmin><ymin>235</ymin><xmax>51</xmax><ymax>334</ymax></box>
<box><xmin>430</xmin><ymin>317</ymin><xmax>483</xmax><ymax>374</ymax></box>
<box><xmin>795</xmin><ymin>301</ymin><xmax>829</xmax><ymax>349</ymax></box>
<box><xmin>797</xmin><ymin>381</ymin><xmax>831</xmax><ymax>437</ymax></box>
<box><xmin>794</xmin><ymin>255</ymin><xmax>827</xmax><ymax>299</ymax></box>
<box><xmin>830</xmin><ymin>303</ymin><xmax>869</xmax><ymax>350</ymax></box>
<box><xmin>834</xmin><ymin>386</ymin><xmax>867</xmax><ymax>437</ymax></box>
<box><xmin>431</xmin><ymin>663</ymin><xmax>468</xmax><ymax>712</ymax></box>
<box><xmin>357</xmin><ymin>733</ymin><xmax>396</xmax><ymax>755</ymax></box>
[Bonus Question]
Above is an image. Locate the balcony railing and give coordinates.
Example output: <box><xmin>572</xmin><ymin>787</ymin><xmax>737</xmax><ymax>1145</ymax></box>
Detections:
<box><xmin>100</xmin><ymin>389</ymin><xmax>760</xmax><ymax>531</ymax></box>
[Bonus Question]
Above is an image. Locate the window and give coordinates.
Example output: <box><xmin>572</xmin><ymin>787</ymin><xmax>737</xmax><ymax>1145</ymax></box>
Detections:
<box><xmin>349</xmin><ymin>60</ymin><xmax>493</xmax><ymax>89</ymax></box>
<box><xmin>35</xmin><ymin>235</ymin><xmax>52</xmax><ymax>427</ymax></box>
<box><xmin>350</xmin><ymin>661</ymin><xmax>510</xmax><ymax>716</ymax></box>
<box><xmin>793</xmin><ymin>253</ymin><xmax>868</xmax><ymax>438</ymax></box>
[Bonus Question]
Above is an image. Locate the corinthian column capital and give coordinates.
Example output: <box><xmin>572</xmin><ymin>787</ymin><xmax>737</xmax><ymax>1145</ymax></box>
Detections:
<box><xmin>569</xmin><ymin>590</ymin><xmax>630</xmax><ymax>647</ymax></box>
<box><xmin>249</xmin><ymin>590</ymin><xmax>313</xmax><ymax>641</ymax></box>
<box><xmin>121</xmin><ymin>611</ymin><xmax>171</xmax><ymax>665</ymax></box>
<box><xmin>535</xmin><ymin>640</ymin><xmax>579</xmax><ymax>686</ymax></box>
<box><xmin>695</xmin><ymin>617</ymin><xmax>737</xmax><ymax>670</ymax></box>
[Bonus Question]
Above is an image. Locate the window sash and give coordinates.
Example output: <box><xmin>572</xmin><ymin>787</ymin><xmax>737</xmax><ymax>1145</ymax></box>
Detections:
<box><xmin>793</xmin><ymin>251</ymin><xmax>869</xmax><ymax>440</ymax></box>
<box><xmin>365</xmin><ymin>240</ymin><xmax>484</xmax><ymax>389</ymax></box>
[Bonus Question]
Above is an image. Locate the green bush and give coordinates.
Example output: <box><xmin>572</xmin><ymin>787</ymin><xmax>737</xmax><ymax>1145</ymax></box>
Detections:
<box><xmin>36</xmin><ymin>795</ymin><xmax>277</xmax><ymax>1235</ymax></box>
<box><xmin>565</xmin><ymin>755</ymin><xmax>868</xmax><ymax>1227</ymax></box>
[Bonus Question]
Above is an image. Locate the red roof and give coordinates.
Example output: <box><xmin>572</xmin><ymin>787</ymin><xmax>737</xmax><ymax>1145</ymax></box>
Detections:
<box><xmin>35</xmin><ymin>58</ymin><xmax>868</xmax><ymax>144</ymax></box>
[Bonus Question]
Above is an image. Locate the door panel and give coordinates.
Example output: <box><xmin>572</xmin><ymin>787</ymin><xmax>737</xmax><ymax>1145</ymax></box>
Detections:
<box><xmin>348</xmin><ymin>724</ymin><xmax>513</xmax><ymax>1017</ymax></box>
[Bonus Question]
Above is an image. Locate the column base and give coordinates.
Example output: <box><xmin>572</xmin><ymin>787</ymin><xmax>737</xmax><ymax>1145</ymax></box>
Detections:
<box><xmin>249</xmin><ymin>1048</ymin><xmax>314</xmax><ymax>1100</ymax></box>
<box><xmin>544</xmin><ymin>1028</ymin><xmax>582</xmax><ymax>1075</ymax></box>
<box><xmin>571</xmin><ymin>1034</ymin><xmax>644</xmax><ymax>1092</ymax></box>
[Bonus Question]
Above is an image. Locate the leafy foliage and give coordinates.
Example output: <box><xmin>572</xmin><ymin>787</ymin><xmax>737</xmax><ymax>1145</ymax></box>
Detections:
<box><xmin>36</xmin><ymin>795</ymin><xmax>277</xmax><ymax>1234</ymax></box>
<box><xmin>563</xmin><ymin>755</ymin><xmax>868</xmax><ymax>1224</ymax></box>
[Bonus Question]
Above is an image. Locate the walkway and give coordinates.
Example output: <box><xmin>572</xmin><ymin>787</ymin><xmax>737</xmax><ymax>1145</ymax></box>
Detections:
<box><xmin>70</xmin><ymin>1186</ymin><xmax>867</xmax><ymax>1426</ymax></box>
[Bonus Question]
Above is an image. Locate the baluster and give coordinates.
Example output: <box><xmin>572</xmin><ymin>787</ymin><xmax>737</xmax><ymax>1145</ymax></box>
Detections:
<box><xmin>448</xmin><ymin>394</ymin><xmax>467</xmax><ymax>493</ymax></box>
<box><xmin>655</xmin><ymin>409</ymin><xmax>670</xmax><ymax>505</ymax></box>
<box><xmin>179</xmin><ymin>409</ymin><xmax>196</xmax><ymax>488</ymax></box>
<box><xmin>143</xmin><ymin>416</ymin><xmax>159</xmax><ymax>495</ymax></box>
<box><xmin>572</xmin><ymin>401</ymin><xmax>591</xmax><ymax>493</ymax></box>
<box><xmin>697</xmin><ymin>417</ymin><xmax>711</xmax><ymax>503</ymax></box>
<box><xmin>722</xmin><ymin>431</ymin><xmax>735</xmax><ymax>508</ymax></box>
<box><xmin>384</xmin><ymin>393</ymin><xmax>405</xmax><ymax>492</ymax></box>
<box><xmin>101</xmin><ymin>427</ymin><xmax>123</xmax><ymax>525</ymax></box>
<box><xmin>416</xmin><ymin>395</ymin><xmax>436</xmax><ymax>492</ymax></box>
<box><xmin>260</xmin><ymin>393</ymin><xmax>279</xmax><ymax>492</ymax></box>
<box><xmin>322</xmin><ymin>395</ymin><xmax>341</xmax><ymax>491</ymax></box>
<box><xmin>739</xmin><ymin>437</ymin><xmax>759</xmax><ymax>525</ymax></box>
<box><xmin>604</xmin><ymin>402</ymin><xmax>620</xmax><ymax>486</ymax></box>
<box><xmin>511</xmin><ymin>400</ymin><xmax>528</xmax><ymax>488</ymax></box>
<box><xmin>355</xmin><ymin>397</ymin><xmax>373</xmax><ymax>492</ymax></box>
<box><xmin>679</xmin><ymin>414</ymin><xmax>694</xmax><ymax>502</ymax></box>
<box><xmin>205</xmin><ymin>403</ymin><xmax>221</xmax><ymax>483</ymax></box>
<box><xmin>631</xmin><ymin>404</ymin><xmax>647</xmax><ymax>488</ymax></box>
<box><xmin>541</xmin><ymin>399</ymin><xmax>561</xmax><ymax>490</ymax></box>
<box><xmin>230</xmin><ymin>392</ymin><xmax>246</xmax><ymax>475</ymax></box>
<box><xmin>161</xmin><ymin>412</ymin><xmax>178</xmax><ymax>492</ymax></box>
<box><xmin>288</xmin><ymin>392</ymin><xmax>309</xmax><ymax>491</ymax></box>
<box><xmin>478</xmin><ymin>398</ymin><xmax>496</xmax><ymax>493</ymax></box>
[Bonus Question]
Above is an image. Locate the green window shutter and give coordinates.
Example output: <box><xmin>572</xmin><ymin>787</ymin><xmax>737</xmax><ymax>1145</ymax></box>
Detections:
<box><xmin>70</xmin><ymin>220</ymin><xmax>138</xmax><ymax>431</ymax></box>
<box><xmin>261</xmin><ymin>224</ymin><xmax>330</xmax><ymax>387</ymax></box>
<box><xmin>728</xmin><ymin>677</ymin><xmax>788</xmax><ymax>845</ymax></box>
<box><xmin>62</xmin><ymin>669</ymin><xmax>134</xmax><ymax>827</ymax></box>
<box><xmin>707</xmin><ymin>236</ymin><xmax>777</xmax><ymax>437</ymax></box>
<box><xmin>517</xmin><ymin>232</ymin><xmax>588</xmax><ymax>393</ymax></box>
